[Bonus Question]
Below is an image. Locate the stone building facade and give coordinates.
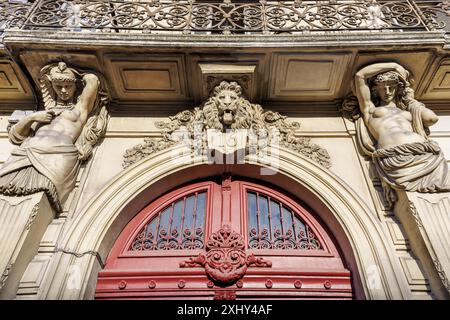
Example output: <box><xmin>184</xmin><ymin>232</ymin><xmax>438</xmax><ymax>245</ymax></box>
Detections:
<box><xmin>0</xmin><ymin>0</ymin><xmax>450</xmax><ymax>300</ymax></box>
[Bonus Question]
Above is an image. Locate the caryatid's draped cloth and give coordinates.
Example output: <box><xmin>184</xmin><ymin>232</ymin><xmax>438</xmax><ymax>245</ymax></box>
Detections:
<box><xmin>357</xmin><ymin>103</ymin><xmax>450</xmax><ymax>193</ymax></box>
<box><xmin>0</xmin><ymin>124</ymin><xmax>79</xmax><ymax>213</ymax></box>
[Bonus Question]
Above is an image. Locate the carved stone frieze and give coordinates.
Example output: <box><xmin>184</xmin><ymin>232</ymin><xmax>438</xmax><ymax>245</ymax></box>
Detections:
<box><xmin>123</xmin><ymin>81</ymin><xmax>331</xmax><ymax>169</ymax></box>
<box><xmin>180</xmin><ymin>225</ymin><xmax>272</xmax><ymax>287</ymax></box>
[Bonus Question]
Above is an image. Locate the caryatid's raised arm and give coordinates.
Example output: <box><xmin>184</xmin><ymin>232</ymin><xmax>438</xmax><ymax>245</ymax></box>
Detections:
<box><xmin>354</xmin><ymin>62</ymin><xmax>409</xmax><ymax>124</ymax></box>
<box><xmin>77</xmin><ymin>73</ymin><xmax>100</xmax><ymax>125</ymax></box>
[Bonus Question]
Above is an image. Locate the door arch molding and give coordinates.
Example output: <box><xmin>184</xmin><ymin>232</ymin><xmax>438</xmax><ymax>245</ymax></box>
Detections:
<box><xmin>41</xmin><ymin>145</ymin><xmax>411</xmax><ymax>299</ymax></box>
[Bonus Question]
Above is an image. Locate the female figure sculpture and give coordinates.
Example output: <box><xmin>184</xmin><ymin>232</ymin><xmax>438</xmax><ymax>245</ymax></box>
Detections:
<box><xmin>0</xmin><ymin>62</ymin><xmax>109</xmax><ymax>213</ymax></box>
<box><xmin>352</xmin><ymin>62</ymin><xmax>450</xmax><ymax>204</ymax></box>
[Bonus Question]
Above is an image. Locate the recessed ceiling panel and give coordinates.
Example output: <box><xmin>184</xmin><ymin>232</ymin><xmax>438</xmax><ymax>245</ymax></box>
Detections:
<box><xmin>419</xmin><ymin>57</ymin><xmax>450</xmax><ymax>100</ymax></box>
<box><xmin>0</xmin><ymin>59</ymin><xmax>34</xmax><ymax>105</ymax></box>
<box><xmin>104</xmin><ymin>54</ymin><xmax>189</xmax><ymax>101</ymax></box>
<box><xmin>268</xmin><ymin>53</ymin><xmax>352</xmax><ymax>101</ymax></box>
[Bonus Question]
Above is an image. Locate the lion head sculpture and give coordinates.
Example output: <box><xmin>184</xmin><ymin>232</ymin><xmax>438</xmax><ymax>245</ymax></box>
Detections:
<box><xmin>203</xmin><ymin>81</ymin><xmax>259</xmax><ymax>131</ymax></box>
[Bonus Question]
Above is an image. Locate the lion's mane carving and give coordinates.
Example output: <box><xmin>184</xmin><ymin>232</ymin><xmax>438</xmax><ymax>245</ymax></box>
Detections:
<box><xmin>202</xmin><ymin>81</ymin><xmax>260</xmax><ymax>131</ymax></box>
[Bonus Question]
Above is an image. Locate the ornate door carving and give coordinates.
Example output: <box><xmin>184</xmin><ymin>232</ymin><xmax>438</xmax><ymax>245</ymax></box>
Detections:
<box><xmin>180</xmin><ymin>224</ymin><xmax>272</xmax><ymax>287</ymax></box>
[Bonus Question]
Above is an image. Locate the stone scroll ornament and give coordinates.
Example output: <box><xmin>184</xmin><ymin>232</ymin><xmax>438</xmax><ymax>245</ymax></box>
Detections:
<box><xmin>180</xmin><ymin>225</ymin><xmax>272</xmax><ymax>287</ymax></box>
<box><xmin>123</xmin><ymin>81</ymin><xmax>331</xmax><ymax>169</ymax></box>
<box><xmin>342</xmin><ymin>62</ymin><xmax>450</xmax><ymax>207</ymax></box>
<box><xmin>0</xmin><ymin>62</ymin><xmax>109</xmax><ymax>213</ymax></box>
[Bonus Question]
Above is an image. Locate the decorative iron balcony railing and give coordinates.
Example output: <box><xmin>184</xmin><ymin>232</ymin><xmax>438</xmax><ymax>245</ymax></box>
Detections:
<box><xmin>1</xmin><ymin>0</ymin><xmax>450</xmax><ymax>35</ymax></box>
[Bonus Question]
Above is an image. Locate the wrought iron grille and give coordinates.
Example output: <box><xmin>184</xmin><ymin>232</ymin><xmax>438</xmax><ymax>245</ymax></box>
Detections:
<box><xmin>247</xmin><ymin>191</ymin><xmax>322</xmax><ymax>250</ymax></box>
<box><xmin>0</xmin><ymin>0</ymin><xmax>450</xmax><ymax>35</ymax></box>
<box><xmin>0</xmin><ymin>1</ymin><xmax>33</xmax><ymax>33</ymax></box>
<box><xmin>130</xmin><ymin>191</ymin><xmax>207</xmax><ymax>251</ymax></box>
<box><xmin>415</xmin><ymin>0</ymin><xmax>450</xmax><ymax>31</ymax></box>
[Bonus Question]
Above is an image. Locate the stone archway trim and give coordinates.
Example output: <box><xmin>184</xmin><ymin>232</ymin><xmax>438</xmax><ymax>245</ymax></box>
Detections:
<box><xmin>39</xmin><ymin>145</ymin><xmax>411</xmax><ymax>300</ymax></box>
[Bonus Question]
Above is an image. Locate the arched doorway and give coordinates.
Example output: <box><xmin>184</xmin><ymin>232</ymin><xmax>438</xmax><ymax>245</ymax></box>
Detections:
<box><xmin>95</xmin><ymin>176</ymin><xmax>353</xmax><ymax>299</ymax></box>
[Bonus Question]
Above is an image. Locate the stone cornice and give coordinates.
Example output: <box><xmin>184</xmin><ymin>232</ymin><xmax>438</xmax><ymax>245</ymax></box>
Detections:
<box><xmin>3</xmin><ymin>30</ymin><xmax>447</xmax><ymax>50</ymax></box>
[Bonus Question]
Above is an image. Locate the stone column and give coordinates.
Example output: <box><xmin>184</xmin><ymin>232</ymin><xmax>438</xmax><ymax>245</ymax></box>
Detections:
<box><xmin>0</xmin><ymin>192</ymin><xmax>54</xmax><ymax>299</ymax></box>
<box><xmin>395</xmin><ymin>191</ymin><xmax>450</xmax><ymax>299</ymax></box>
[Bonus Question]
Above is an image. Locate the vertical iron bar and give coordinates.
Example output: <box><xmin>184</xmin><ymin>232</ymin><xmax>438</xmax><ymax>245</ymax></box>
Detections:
<box><xmin>154</xmin><ymin>209</ymin><xmax>162</xmax><ymax>247</ymax></box>
<box><xmin>192</xmin><ymin>192</ymin><xmax>198</xmax><ymax>235</ymax></box>
<box><xmin>179</xmin><ymin>196</ymin><xmax>187</xmax><ymax>248</ymax></box>
<box><xmin>261</xmin><ymin>0</ymin><xmax>267</xmax><ymax>34</ymax></box>
<box><xmin>306</xmin><ymin>225</ymin><xmax>311</xmax><ymax>247</ymax></box>
<box><xmin>144</xmin><ymin>221</ymin><xmax>151</xmax><ymax>244</ymax></box>
<box><xmin>267</xmin><ymin>196</ymin><xmax>273</xmax><ymax>241</ymax></box>
<box><xmin>186</xmin><ymin>0</ymin><xmax>193</xmax><ymax>34</ymax></box>
<box><xmin>168</xmin><ymin>202</ymin><xmax>175</xmax><ymax>234</ymax></box>
<box><xmin>256</xmin><ymin>192</ymin><xmax>261</xmax><ymax>240</ymax></box>
<box><xmin>407</xmin><ymin>0</ymin><xmax>434</xmax><ymax>31</ymax></box>
<box><xmin>279</xmin><ymin>202</ymin><xmax>285</xmax><ymax>237</ymax></box>
<box><xmin>16</xmin><ymin>0</ymin><xmax>39</xmax><ymax>30</ymax></box>
<box><xmin>291</xmin><ymin>210</ymin><xmax>297</xmax><ymax>243</ymax></box>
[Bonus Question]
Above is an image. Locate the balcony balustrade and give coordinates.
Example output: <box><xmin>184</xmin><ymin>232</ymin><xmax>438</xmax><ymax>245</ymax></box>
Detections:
<box><xmin>0</xmin><ymin>0</ymin><xmax>449</xmax><ymax>36</ymax></box>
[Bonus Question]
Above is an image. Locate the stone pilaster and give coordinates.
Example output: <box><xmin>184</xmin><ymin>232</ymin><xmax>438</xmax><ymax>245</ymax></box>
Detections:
<box><xmin>0</xmin><ymin>192</ymin><xmax>54</xmax><ymax>299</ymax></box>
<box><xmin>395</xmin><ymin>191</ymin><xmax>450</xmax><ymax>299</ymax></box>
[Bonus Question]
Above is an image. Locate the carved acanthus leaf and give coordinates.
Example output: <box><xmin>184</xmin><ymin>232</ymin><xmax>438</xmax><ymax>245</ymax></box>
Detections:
<box><xmin>123</xmin><ymin>81</ymin><xmax>331</xmax><ymax>169</ymax></box>
<box><xmin>0</xmin><ymin>262</ymin><xmax>13</xmax><ymax>291</ymax></box>
<box><xmin>25</xmin><ymin>204</ymin><xmax>40</xmax><ymax>230</ymax></box>
<box><xmin>433</xmin><ymin>259</ymin><xmax>450</xmax><ymax>291</ymax></box>
<box><xmin>408</xmin><ymin>201</ymin><xmax>424</xmax><ymax>229</ymax></box>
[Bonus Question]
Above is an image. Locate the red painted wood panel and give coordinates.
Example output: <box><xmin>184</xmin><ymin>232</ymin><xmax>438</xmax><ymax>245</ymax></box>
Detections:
<box><xmin>96</xmin><ymin>178</ymin><xmax>354</xmax><ymax>299</ymax></box>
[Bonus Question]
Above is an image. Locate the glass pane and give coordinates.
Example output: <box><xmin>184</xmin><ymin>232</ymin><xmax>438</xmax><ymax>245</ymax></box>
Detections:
<box><xmin>195</xmin><ymin>192</ymin><xmax>207</xmax><ymax>231</ymax></box>
<box><xmin>282</xmin><ymin>206</ymin><xmax>294</xmax><ymax>237</ymax></box>
<box><xmin>157</xmin><ymin>206</ymin><xmax>172</xmax><ymax>240</ymax></box>
<box><xmin>171</xmin><ymin>199</ymin><xmax>184</xmax><ymax>241</ymax></box>
<box><xmin>183</xmin><ymin>194</ymin><xmax>196</xmax><ymax>232</ymax></box>
<box><xmin>247</xmin><ymin>192</ymin><xmax>258</xmax><ymax>234</ymax></box>
<box><xmin>258</xmin><ymin>194</ymin><xmax>270</xmax><ymax>236</ymax></box>
<box><xmin>246</xmin><ymin>189</ymin><xmax>323</xmax><ymax>251</ymax></box>
<box><xmin>293</xmin><ymin>215</ymin><xmax>306</xmax><ymax>242</ymax></box>
<box><xmin>146</xmin><ymin>218</ymin><xmax>157</xmax><ymax>239</ymax></box>
<box><xmin>130</xmin><ymin>190</ymin><xmax>207</xmax><ymax>251</ymax></box>
<box><xmin>270</xmin><ymin>200</ymin><xmax>282</xmax><ymax>239</ymax></box>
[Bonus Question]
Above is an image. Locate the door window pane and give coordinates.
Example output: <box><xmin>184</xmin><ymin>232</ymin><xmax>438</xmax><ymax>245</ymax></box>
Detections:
<box><xmin>247</xmin><ymin>190</ymin><xmax>322</xmax><ymax>250</ymax></box>
<box><xmin>130</xmin><ymin>191</ymin><xmax>207</xmax><ymax>251</ymax></box>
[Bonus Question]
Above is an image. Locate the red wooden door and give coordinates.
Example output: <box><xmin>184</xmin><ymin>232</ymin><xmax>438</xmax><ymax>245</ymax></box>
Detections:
<box><xmin>95</xmin><ymin>177</ymin><xmax>354</xmax><ymax>299</ymax></box>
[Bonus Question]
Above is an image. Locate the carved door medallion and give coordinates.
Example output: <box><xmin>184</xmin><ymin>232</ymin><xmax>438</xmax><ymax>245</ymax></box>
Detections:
<box><xmin>180</xmin><ymin>225</ymin><xmax>272</xmax><ymax>287</ymax></box>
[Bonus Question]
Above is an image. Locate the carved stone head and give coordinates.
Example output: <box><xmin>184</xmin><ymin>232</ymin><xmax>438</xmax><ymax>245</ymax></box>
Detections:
<box><xmin>40</xmin><ymin>62</ymin><xmax>81</xmax><ymax>107</ymax></box>
<box><xmin>48</xmin><ymin>62</ymin><xmax>77</xmax><ymax>103</ymax></box>
<box><xmin>370</xmin><ymin>70</ymin><xmax>406</xmax><ymax>107</ymax></box>
<box><xmin>212</xmin><ymin>81</ymin><xmax>242</xmax><ymax>126</ymax></box>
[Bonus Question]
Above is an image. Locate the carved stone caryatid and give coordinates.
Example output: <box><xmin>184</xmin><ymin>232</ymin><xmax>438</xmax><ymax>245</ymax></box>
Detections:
<box><xmin>0</xmin><ymin>62</ymin><xmax>109</xmax><ymax>213</ymax></box>
<box><xmin>180</xmin><ymin>225</ymin><xmax>272</xmax><ymax>287</ymax></box>
<box><xmin>123</xmin><ymin>81</ymin><xmax>331</xmax><ymax>169</ymax></box>
<box><xmin>342</xmin><ymin>62</ymin><xmax>450</xmax><ymax>205</ymax></box>
<box><xmin>0</xmin><ymin>62</ymin><xmax>109</xmax><ymax>297</ymax></box>
<box><xmin>343</xmin><ymin>62</ymin><xmax>450</xmax><ymax>298</ymax></box>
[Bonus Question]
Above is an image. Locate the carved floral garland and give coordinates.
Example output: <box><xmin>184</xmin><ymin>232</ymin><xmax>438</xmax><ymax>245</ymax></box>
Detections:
<box><xmin>180</xmin><ymin>225</ymin><xmax>272</xmax><ymax>287</ymax></box>
<box><xmin>123</xmin><ymin>81</ymin><xmax>331</xmax><ymax>169</ymax></box>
